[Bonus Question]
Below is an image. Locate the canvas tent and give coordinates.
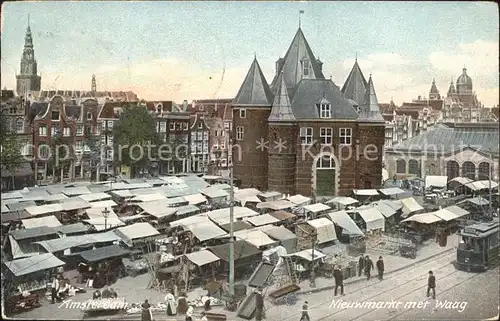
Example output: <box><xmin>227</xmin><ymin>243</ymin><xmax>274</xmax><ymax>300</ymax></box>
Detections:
<box><xmin>306</xmin><ymin>218</ymin><xmax>337</xmax><ymax>244</ymax></box>
<box><xmin>327</xmin><ymin>211</ymin><xmax>364</xmax><ymax>236</ymax></box>
<box><xmin>355</xmin><ymin>207</ymin><xmax>385</xmax><ymax>231</ymax></box>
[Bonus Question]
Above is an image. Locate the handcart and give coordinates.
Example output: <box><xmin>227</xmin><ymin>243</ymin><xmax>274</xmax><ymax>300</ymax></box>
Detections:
<box><xmin>399</xmin><ymin>245</ymin><xmax>417</xmax><ymax>259</ymax></box>
<box><xmin>268</xmin><ymin>283</ymin><xmax>300</xmax><ymax>306</ymax></box>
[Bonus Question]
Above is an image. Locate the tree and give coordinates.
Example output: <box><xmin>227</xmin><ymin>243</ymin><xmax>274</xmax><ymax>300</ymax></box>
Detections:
<box><xmin>0</xmin><ymin>114</ymin><xmax>22</xmax><ymax>190</ymax></box>
<box><xmin>113</xmin><ymin>104</ymin><xmax>160</xmax><ymax>177</ymax></box>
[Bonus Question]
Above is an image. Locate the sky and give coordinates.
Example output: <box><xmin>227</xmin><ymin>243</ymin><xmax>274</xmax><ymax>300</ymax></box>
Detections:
<box><xmin>1</xmin><ymin>1</ymin><xmax>499</xmax><ymax>106</ymax></box>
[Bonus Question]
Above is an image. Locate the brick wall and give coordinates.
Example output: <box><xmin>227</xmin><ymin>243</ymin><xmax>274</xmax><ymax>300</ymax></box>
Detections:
<box><xmin>357</xmin><ymin>124</ymin><xmax>385</xmax><ymax>189</ymax></box>
<box><xmin>268</xmin><ymin>123</ymin><xmax>298</xmax><ymax>194</ymax></box>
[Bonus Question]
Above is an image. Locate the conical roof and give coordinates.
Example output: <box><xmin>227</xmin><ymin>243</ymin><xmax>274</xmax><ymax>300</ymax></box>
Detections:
<box><xmin>341</xmin><ymin>59</ymin><xmax>368</xmax><ymax>105</ymax></box>
<box><xmin>447</xmin><ymin>78</ymin><xmax>456</xmax><ymax>96</ymax></box>
<box><xmin>269</xmin><ymin>72</ymin><xmax>295</xmax><ymax>122</ymax></box>
<box><xmin>271</xmin><ymin>27</ymin><xmax>325</xmax><ymax>91</ymax></box>
<box><xmin>233</xmin><ymin>58</ymin><xmax>274</xmax><ymax>106</ymax></box>
<box><xmin>358</xmin><ymin>75</ymin><xmax>384</xmax><ymax>123</ymax></box>
<box><xmin>430</xmin><ymin>78</ymin><xmax>439</xmax><ymax>94</ymax></box>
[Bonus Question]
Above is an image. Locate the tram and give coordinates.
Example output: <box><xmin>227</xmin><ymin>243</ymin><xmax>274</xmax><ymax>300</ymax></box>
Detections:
<box><xmin>456</xmin><ymin>220</ymin><xmax>499</xmax><ymax>271</ymax></box>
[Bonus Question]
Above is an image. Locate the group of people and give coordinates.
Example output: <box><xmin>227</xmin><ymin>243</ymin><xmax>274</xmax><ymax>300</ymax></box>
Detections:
<box><xmin>140</xmin><ymin>299</ymin><xmax>208</xmax><ymax>321</ymax></box>
<box><xmin>358</xmin><ymin>255</ymin><xmax>384</xmax><ymax>281</ymax></box>
<box><xmin>92</xmin><ymin>287</ymin><xmax>118</xmax><ymax>300</ymax></box>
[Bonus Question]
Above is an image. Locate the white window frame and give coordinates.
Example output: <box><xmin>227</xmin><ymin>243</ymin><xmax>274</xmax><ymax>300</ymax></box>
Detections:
<box><xmin>160</xmin><ymin>122</ymin><xmax>167</xmax><ymax>133</ymax></box>
<box><xmin>15</xmin><ymin>120</ymin><xmax>24</xmax><ymax>133</ymax></box>
<box><xmin>107</xmin><ymin>121</ymin><xmax>114</xmax><ymax>129</ymax></box>
<box><xmin>320</xmin><ymin>127</ymin><xmax>333</xmax><ymax>145</ymax></box>
<box><xmin>320</xmin><ymin>103</ymin><xmax>331</xmax><ymax>118</ymax></box>
<box><xmin>183</xmin><ymin>122</ymin><xmax>189</xmax><ymax>131</ymax></box>
<box><xmin>203</xmin><ymin>131</ymin><xmax>209</xmax><ymax>141</ymax></box>
<box><xmin>51</xmin><ymin>111</ymin><xmax>60</xmax><ymax>121</ymax></box>
<box><xmin>63</xmin><ymin>127</ymin><xmax>71</xmax><ymax>137</ymax></box>
<box><xmin>303</xmin><ymin>60</ymin><xmax>310</xmax><ymax>76</ymax></box>
<box><xmin>75</xmin><ymin>141</ymin><xmax>84</xmax><ymax>151</ymax></box>
<box><xmin>239</xmin><ymin>109</ymin><xmax>247</xmax><ymax>118</ymax></box>
<box><xmin>197</xmin><ymin>132</ymin><xmax>203</xmax><ymax>140</ymax></box>
<box><xmin>198</xmin><ymin>122</ymin><xmax>203</xmax><ymax>129</ymax></box>
<box><xmin>300</xmin><ymin>127</ymin><xmax>313</xmax><ymax>145</ymax></box>
<box><xmin>220</xmin><ymin>141</ymin><xmax>226</xmax><ymax>150</ymax></box>
<box><xmin>76</xmin><ymin>124</ymin><xmax>83</xmax><ymax>136</ymax></box>
<box><xmin>39</xmin><ymin>125</ymin><xmax>48</xmax><ymax>136</ymax></box>
<box><xmin>169</xmin><ymin>122</ymin><xmax>175</xmax><ymax>130</ymax></box>
<box><xmin>236</xmin><ymin>126</ymin><xmax>244</xmax><ymax>141</ymax></box>
<box><xmin>87</xmin><ymin>112</ymin><xmax>92</xmax><ymax>120</ymax></box>
<box><xmin>190</xmin><ymin>132</ymin><xmax>196</xmax><ymax>141</ymax></box>
<box><xmin>339</xmin><ymin>128</ymin><xmax>352</xmax><ymax>145</ymax></box>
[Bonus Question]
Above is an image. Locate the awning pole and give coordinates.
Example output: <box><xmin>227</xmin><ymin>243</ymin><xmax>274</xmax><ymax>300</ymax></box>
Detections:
<box><xmin>229</xmin><ymin>163</ymin><xmax>235</xmax><ymax>296</ymax></box>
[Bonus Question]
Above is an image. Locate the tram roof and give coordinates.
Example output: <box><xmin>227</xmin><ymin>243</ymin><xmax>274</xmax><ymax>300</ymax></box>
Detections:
<box><xmin>460</xmin><ymin>221</ymin><xmax>499</xmax><ymax>238</ymax></box>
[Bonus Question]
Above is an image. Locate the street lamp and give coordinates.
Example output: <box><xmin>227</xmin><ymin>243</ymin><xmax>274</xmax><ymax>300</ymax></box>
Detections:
<box><xmin>228</xmin><ymin>151</ymin><xmax>235</xmax><ymax>297</ymax></box>
<box><xmin>310</xmin><ymin>231</ymin><xmax>318</xmax><ymax>288</ymax></box>
<box><xmin>102</xmin><ymin>207</ymin><xmax>110</xmax><ymax>230</ymax></box>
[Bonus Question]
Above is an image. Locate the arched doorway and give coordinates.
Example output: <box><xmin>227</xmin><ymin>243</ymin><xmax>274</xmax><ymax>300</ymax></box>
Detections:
<box><xmin>313</xmin><ymin>154</ymin><xmax>337</xmax><ymax>196</ymax></box>
<box><xmin>446</xmin><ymin>161</ymin><xmax>459</xmax><ymax>179</ymax></box>
<box><xmin>396</xmin><ymin>159</ymin><xmax>406</xmax><ymax>174</ymax></box>
<box><xmin>408</xmin><ymin>159</ymin><xmax>419</xmax><ymax>175</ymax></box>
<box><xmin>478</xmin><ymin>162</ymin><xmax>490</xmax><ymax>180</ymax></box>
<box><xmin>462</xmin><ymin>161</ymin><xmax>476</xmax><ymax>180</ymax></box>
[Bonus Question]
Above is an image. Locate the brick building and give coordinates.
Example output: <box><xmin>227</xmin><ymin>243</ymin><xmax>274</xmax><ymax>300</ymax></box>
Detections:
<box><xmin>189</xmin><ymin>113</ymin><xmax>210</xmax><ymax>173</ymax></box>
<box><xmin>231</xmin><ymin>27</ymin><xmax>385</xmax><ymax>197</ymax></box>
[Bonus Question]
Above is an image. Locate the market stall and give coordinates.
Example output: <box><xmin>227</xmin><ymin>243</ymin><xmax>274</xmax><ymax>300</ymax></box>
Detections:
<box><xmin>378</xmin><ymin>187</ymin><xmax>406</xmax><ymax>199</ymax></box>
<box><xmin>287</xmin><ymin>194</ymin><xmax>311</xmax><ymax>207</ymax></box>
<box><xmin>209</xmin><ymin>240</ymin><xmax>261</xmax><ymax>279</ymax></box>
<box><xmin>259</xmin><ymin>226</ymin><xmax>298</xmax><ymax>253</ymax></box>
<box><xmin>245</xmin><ymin>214</ymin><xmax>280</xmax><ymax>227</ymax></box>
<box><xmin>400</xmin><ymin>197</ymin><xmax>424</xmax><ymax>218</ymax></box>
<box><xmin>114</xmin><ymin>222</ymin><xmax>160</xmax><ymax>249</ymax></box>
<box><xmin>234</xmin><ymin>229</ymin><xmax>278</xmax><ymax>250</ymax></box>
<box><xmin>306</xmin><ymin>217</ymin><xmax>337</xmax><ymax>245</ymax></box>
<box><xmin>184</xmin><ymin>249</ymin><xmax>221</xmax><ymax>287</ymax></box>
<box><xmin>302</xmin><ymin>203</ymin><xmax>331</xmax><ymax>219</ymax></box>
<box><xmin>8</xmin><ymin>226</ymin><xmax>59</xmax><ymax>260</ymax></box>
<box><xmin>325</xmin><ymin>197</ymin><xmax>359</xmax><ymax>210</ymax></box>
<box><xmin>327</xmin><ymin>210</ymin><xmax>364</xmax><ymax>242</ymax></box>
<box><xmin>354</xmin><ymin>207</ymin><xmax>386</xmax><ymax>232</ymax></box>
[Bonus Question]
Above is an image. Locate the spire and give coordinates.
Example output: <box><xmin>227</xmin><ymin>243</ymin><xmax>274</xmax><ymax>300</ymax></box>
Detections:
<box><xmin>233</xmin><ymin>57</ymin><xmax>274</xmax><ymax>106</ymax></box>
<box><xmin>91</xmin><ymin>74</ymin><xmax>97</xmax><ymax>92</ymax></box>
<box><xmin>358</xmin><ymin>75</ymin><xmax>384</xmax><ymax>122</ymax></box>
<box><xmin>355</xmin><ymin>52</ymin><xmax>357</xmax><ymax>61</ymax></box>
<box><xmin>269</xmin><ymin>72</ymin><xmax>295</xmax><ymax>122</ymax></box>
<box><xmin>429</xmin><ymin>78</ymin><xmax>439</xmax><ymax>94</ymax></box>
<box><xmin>341</xmin><ymin>59</ymin><xmax>368</xmax><ymax>105</ymax></box>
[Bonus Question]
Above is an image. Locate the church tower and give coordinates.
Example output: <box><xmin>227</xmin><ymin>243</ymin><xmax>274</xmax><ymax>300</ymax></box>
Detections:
<box><xmin>16</xmin><ymin>16</ymin><xmax>41</xmax><ymax>96</ymax></box>
<box><xmin>91</xmin><ymin>74</ymin><xmax>97</xmax><ymax>93</ymax></box>
<box><xmin>429</xmin><ymin>78</ymin><xmax>441</xmax><ymax>100</ymax></box>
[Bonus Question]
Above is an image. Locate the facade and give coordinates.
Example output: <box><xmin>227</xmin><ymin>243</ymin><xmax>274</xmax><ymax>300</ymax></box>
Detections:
<box><xmin>189</xmin><ymin>114</ymin><xmax>210</xmax><ymax>173</ymax></box>
<box><xmin>231</xmin><ymin>27</ymin><xmax>385</xmax><ymax>197</ymax></box>
<box><xmin>385</xmin><ymin>122</ymin><xmax>499</xmax><ymax>180</ymax></box>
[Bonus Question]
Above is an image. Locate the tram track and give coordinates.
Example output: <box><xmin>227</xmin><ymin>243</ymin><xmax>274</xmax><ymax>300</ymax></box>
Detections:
<box><xmin>266</xmin><ymin>250</ymin><xmax>456</xmax><ymax>321</ymax></box>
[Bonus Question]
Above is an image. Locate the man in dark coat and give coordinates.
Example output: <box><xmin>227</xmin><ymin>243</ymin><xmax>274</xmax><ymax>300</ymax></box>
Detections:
<box><xmin>358</xmin><ymin>255</ymin><xmax>365</xmax><ymax>277</ymax></box>
<box><xmin>427</xmin><ymin>270</ymin><xmax>436</xmax><ymax>299</ymax></box>
<box><xmin>141</xmin><ymin>300</ymin><xmax>152</xmax><ymax>321</ymax></box>
<box><xmin>300</xmin><ymin>301</ymin><xmax>310</xmax><ymax>321</ymax></box>
<box><xmin>333</xmin><ymin>266</ymin><xmax>344</xmax><ymax>296</ymax></box>
<box><xmin>376</xmin><ymin>256</ymin><xmax>384</xmax><ymax>280</ymax></box>
<box><xmin>364</xmin><ymin>255</ymin><xmax>374</xmax><ymax>280</ymax></box>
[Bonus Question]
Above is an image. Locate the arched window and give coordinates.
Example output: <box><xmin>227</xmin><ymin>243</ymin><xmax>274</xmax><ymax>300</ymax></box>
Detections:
<box><xmin>478</xmin><ymin>162</ymin><xmax>490</xmax><ymax>180</ymax></box>
<box><xmin>315</xmin><ymin>154</ymin><xmax>336</xmax><ymax>197</ymax></box>
<box><xmin>396</xmin><ymin>159</ymin><xmax>406</xmax><ymax>174</ymax></box>
<box><xmin>408</xmin><ymin>159</ymin><xmax>419</xmax><ymax>175</ymax></box>
<box><xmin>462</xmin><ymin>161</ymin><xmax>476</xmax><ymax>180</ymax></box>
<box><xmin>446</xmin><ymin>161</ymin><xmax>459</xmax><ymax>179</ymax></box>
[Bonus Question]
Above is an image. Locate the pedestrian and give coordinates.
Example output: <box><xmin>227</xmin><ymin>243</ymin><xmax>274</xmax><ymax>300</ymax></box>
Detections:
<box><xmin>300</xmin><ymin>301</ymin><xmax>310</xmax><ymax>321</ymax></box>
<box><xmin>164</xmin><ymin>291</ymin><xmax>177</xmax><ymax>315</ymax></box>
<box><xmin>393</xmin><ymin>174</ymin><xmax>397</xmax><ymax>185</ymax></box>
<box><xmin>185</xmin><ymin>306</ymin><xmax>194</xmax><ymax>321</ymax></box>
<box><xmin>255</xmin><ymin>287</ymin><xmax>264</xmax><ymax>321</ymax></box>
<box><xmin>51</xmin><ymin>275</ymin><xmax>59</xmax><ymax>304</ymax></box>
<box><xmin>427</xmin><ymin>270</ymin><xmax>436</xmax><ymax>299</ymax></box>
<box><xmin>376</xmin><ymin>256</ymin><xmax>384</xmax><ymax>280</ymax></box>
<box><xmin>364</xmin><ymin>255</ymin><xmax>374</xmax><ymax>280</ymax></box>
<box><xmin>358</xmin><ymin>255</ymin><xmax>365</xmax><ymax>277</ymax></box>
<box><xmin>333</xmin><ymin>265</ymin><xmax>344</xmax><ymax>296</ymax></box>
<box><xmin>141</xmin><ymin>300</ymin><xmax>152</xmax><ymax>321</ymax></box>
<box><xmin>200</xmin><ymin>311</ymin><xmax>208</xmax><ymax>321</ymax></box>
<box><xmin>102</xmin><ymin>287</ymin><xmax>111</xmax><ymax>298</ymax></box>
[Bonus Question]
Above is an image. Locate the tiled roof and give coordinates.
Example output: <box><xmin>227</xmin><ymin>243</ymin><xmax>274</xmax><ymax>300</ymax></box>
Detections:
<box><xmin>233</xmin><ymin>58</ymin><xmax>273</xmax><ymax>106</ymax></box>
<box><xmin>64</xmin><ymin>105</ymin><xmax>82</xmax><ymax>120</ymax></box>
<box><xmin>341</xmin><ymin>60</ymin><xmax>368</xmax><ymax>105</ymax></box>
<box><xmin>357</xmin><ymin>75</ymin><xmax>384</xmax><ymax>123</ymax></box>
<box><xmin>290</xmin><ymin>79</ymin><xmax>358</xmax><ymax>120</ymax></box>
<box><xmin>268</xmin><ymin>72</ymin><xmax>295</xmax><ymax>122</ymax></box>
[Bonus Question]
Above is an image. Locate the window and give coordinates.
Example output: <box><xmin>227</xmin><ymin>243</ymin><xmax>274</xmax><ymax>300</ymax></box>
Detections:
<box><xmin>236</xmin><ymin>126</ymin><xmax>244</xmax><ymax>141</ymax></box>
<box><xmin>169</xmin><ymin>122</ymin><xmax>175</xmax><ymax>130</ymax></box>
<box><xmin>203</xmin><ymin>131</ymin><xmax>209</xmax><ymax>141</ymax></box>
<box><xmin>39</xmin><ymin>125</ymin><xmax>47</xmax><ymax>136</ymax></box>
<box><xmin>107</xmin><ymin>136</ymin><xmax>114</xmax><ymax>146</ymax></box>
<box><xmin>197</xmin><ymin>132</ymin><xmax>203</xmax><ymax>140</ymax></box>
<box><xmin>302</xmin><ymin>60</ymin><xmax>310</xmax><ymax>76</ymax></box>
<box><xmin>214</xmin><ymin>131</ymin><xmax>218</xmax><ymax>137</ymax></box>
<box><xmin>239</xmin><ymin>109</ymin><xmax>247</xmax><ymax>118</ymax></box>
<box><xmin>106</xmin><ymin>149</ymin><xmax>113</xmax><ymax>160</ymax></box>
<box><xmin>339</xmin><ymin>128</ymin><xmax>352</xmax><ymax>145</ymax></box>
<box><xmin>15</xmin><ymin>120</ymin><xmax>24</xmax><ymax>133</ymax></box>
<box><xmin>101</xmin><ymin>121</ymin><xmax>107</xmax><ymax>130</ymax></box>
<box><xmin>197</xmin><ymin>142</ymin><xmax>203</xmax><ymax>153</ymax></box>
<box><xmin>101</xmin><ymin>135</ymin><xmax>106</xmax><ymax>145</ymax></box>
<box><xmin>191</xmin><ymin>132</ymin><xmax>196</xmax><ymax>142</ymax></box>
<box><xmin>203</xmin><ymin>144</ymin><xmax>209</xmax><ymax>154</ymax></box>
<box><xmin>320</xmin><ymin>103</ymin><xmax>331</xmax><ymax>118</ymax></box>
<box><xmin>224</xmin><ymin>122</ymin><xmax>230</xmax><ymax>130</ymax></box>
<box><xmin>320</xmin><ymin>127</ymin><xmax>333</xmax><ymax>145</ymax></box>
<box><xmin>63</xmin><ymin>127</ymin><xmax>71</xmax><ymax>136</ymax></box>
<box><xmin>75</xmin><ymin>141</ymin><xmax>84</xmax><ymax>151</ymax></box>
<box><xmin>39</xmin><ymin>143</ymin><xmax>50</xmax><ymax>158</ymax></box>
<box><xmin>198</xmin><ymin>122</ymin><xmax>203</xmax><ymax>129</ymax></box>
<box><xmin>220</xmin><ymin>142</ymin><xmax>226</xmax><ymax>149</ymax></box>
<box><xmin>396</xmin><ymin>159</ymin><xmax>406</xmax><ymax>174</ymax></box>
<box><xmin>51</xmin><ymin>126</ymin><xmax>58</xmax><ymax>136</ymax></box>
<box><xmin>76</xmin><ymin>124</ymin><xmax>83</xmax><ymax>136</ymax></box>
<box><xmin>300</xmin><ymin>127</ymin><xmax>313</xmax><ymax>145</ymax></box>
<box><xmin>176</xmin><ymin>122</ymin><xmax>182</xmax><ymax>130</ymax></box>
<box><xmin>160</xmin><ymin>122</ymin><xmax>167</xmax><ymax>133</ymax></box>
<box><xmin>94</xmin><ymin>127</ymin><xmax>100</xmax><ymax>136</ymax></box>
<box><xmin>107</xmin><ymin>121</ymin><xmax>113</xmax><ymax>129</ymax></box>
<box><xmin>183</xmin><ymin>122</ymin><xmax>189</xmax><ymax>131</ymax></box>
<box><xmin>478</xmin><ymin>162</ymin><xmax>490</xmax><ymax>180</ymax></box>
<box><xmin>408</xmin><ymin>159</ymin><xmax>420</xmax><ymax>175</ymax></box>
<box><xmin>87</xmin><ymin>112</ymin><xmax>92</xmax><ymax>120</ymax></box>
<box><xmin>462</xmin><ymin>161</ymin><xmax>476</xmax><ymax>180</ymax></box>
<box><xmin>51</xmin><ymin>111</ymin><xmax>60</xmax><ymax>121</ymax></box>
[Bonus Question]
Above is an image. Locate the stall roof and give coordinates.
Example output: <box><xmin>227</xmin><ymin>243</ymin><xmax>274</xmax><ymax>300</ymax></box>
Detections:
<box><xmin>370</xmin><ymin>202</ymin><xmax>397</xmax><ymax>218</ymax></box>
<box><xmin>78</xmin><ymin>245</ymin><xmax>132</xmax><ymax>263</ymax></box>
<box><xmin>425</xmin><ymin>175</ymin><xmax>448</xmax><ymax>188</ymax></box>
<box><xmin>111</xmin><ymin>182</ymin><xmax>152</xmax><ymax>190</ymax></box>
<box><xmin>431</xmin><ymin>208</ymin><xmax>460</xmax><ymax>222</ymax></box>
<box><xmin>85</xmin><ymin>207</ymin><xmax>119</xmax><ymax>219</ymax></box>
<box><xmin>119</xmin><ymin>214</ymin><xmax>147</xmax><ymax>223</ymax></box>
<box><xmin>110</xmin><ymin>189</ymin><xmax>136</xmax><ymax>198</ymax></box>
<box><xmin>1</xmin><ymin>191</ymin><xmax>24</xmax><ymax>200</ymax></box>
<box><xmin>445</xmin><ymin>205</ymin><xmax>470</xmax><ymax>218</ymax></box>
<box><xmin>1</xmin><ymin>204</ymin><xmax>10</xmax><ymax>213</ymax></box>
<box><xmin>245</xmin><ymin>214</ymin><xmax>280</xmax><ymax>227</ymax></box>
<box><xmin>325</xmin><ymin>196</ymin><xmax>359</xmax><ymax>206</ymax></box>
<box><xmin>269</xmin><ymin>210</ymin><xmax>296</xmax><ymax>221</ymax></box>
<box><xmin>467</xmin><ymin>196</ymin><xmax>490</xmax><ymax>206</ymax></box>
<box><xmin>24</xmin><ymin>203</ymin><xmax>64</xmax><ymax>216</ymax></box>
<box><xmin>22</xmin><ymin>190</ymin><xmax>51</xmax><ymax>201</ymax></box>
<box><xmin>115</xmin><ymin>223</ymin><xmax>160</xmax><ymax>241</ymax></box>
<box><xmin>256</xmin><ymin>200</ymin><xmax>295</xmax><ymax>210</ymax></box>
<box><xmin>182</xmin><ymin>193</ymin><xmax>208</xmax><ymax>205</ymax></box>
<box><xmin>449</xmin><ymin>177</ymin><xmax>473</xmax><ymax>186</ymax></box>
<box><xmin>62</xmin><ymin>186</ymin><xmax>91</xmax><ymax>196</ymax></box>
<box><xmin>234</xmin><ymin>193</ymin><xmax>262</xmax><ymax>205</ymax></box>
<box><xmin>84</xmin><ymin>217</ymin><xmax>125</xmax><ymax>231</ymax></box>
<box><xmin>306</xmin><ymin>218</ymin><xmax>337</xmax><ymax>244</ymax></box>
<box><xmin>130</xmin><ymin>193</ymin><xmax>166</xmax><ymax>203</ymax></box>
<box><xmin>35</xmin><ymin>230</ymin><xmax>120</xmax><ymax>252</ymax></box>
<box><xmin>44</xmin><ymin>194</ymin><xmax>69</xmax><ymax>202</ymax></box>
<box><xmin>378</xmin><ymin>199</ymin><xmax>403</xmax><ymax>211</ymax></box>
<box><xmin>378</xmin><ymin>187</ymin><xmax>406</xmax><ymax>196</ymax></box>
<box><xmin>302</xmin><ymin>203</ymin><xmax>331</xmax><ymax>213</ymax></box>
<box><xmin>207</xmin><ymin>207</ymin><xmax>259</xmax><ymax>225</ymax></box>
<box><xmin>209</xmin><ymin>240</ymin><xmax>261</xmax><ymax>262</ymax></box>
<box><xmin>0</xmin><ymin>210</ymin><xmax>32</xmax><ymax>222</ymax></box>
<box><xmin>353</xmin><ymin>189</ymin><xmax>379</xmax><ymax>196</ymax></box>
<box><xmin>219</xmin><ymin>221</ymin><xmax>253</xmax><ymax>233</ymax></box>
<box><xmin>356</xmin><ymin>207</ymin><xmax>385</xmax><ymax>223</ymax></box>
<box><xmin>258</xmin><ymin>191</ymin><xmax>282</xmax><ymax>199</ymax></box>
<box><xmin>474</xmin><ymin>180</ymin><xmax>498</xmax><ymax>189</ymax></box>
<box><xmin>261</xmin><ymin>226</ymin><xmax>297</xmax><ymax>241</ymax></box>
<box><xmin>9</xmin><ymin>235</ymin><xmax>40</xmax><ymax>260</ymax></box>
<box><xmin>170</xmin><ymin>214</ymin><xmax>208</xmax><ymax>228</ymax></box>
<box><xmin>137</xmin><ymin>200</ymin><xmax>178</xmax><ymax>219</ymax></box>
<box><xmin>201</xmin><ymin>175</ymin><xmax>222</xmax><ymax>180</ymax></box>
<box><xmin>284</xmin><ymin>249</ymin><xmax>326</xmax><ymax>262</ymax></box>
<box><xmin>176</xmin><ymin>204</ymin><xmax>200</xmax><ymax>216</ymax></box>
<box><xmin>10</xmin><ymin>226</ymin><xmax>58</xmax><ymax>241</ymax></box>
<box><xmin>185</xmin><ymin>250</ymin><xmax>221</xmax><ymax>266</ymax></box>
<box><xmin>327</xmin><ymin>211</ymin><xmax>364</xmax><ymax>236</ymax></box>
<box><xmin>22</xmin><ymin>216</ymin><xmax>62</xmax><ymax>229</ymax></box>
<box><xmin>89</xmin><ymin>200</ymin><xmax>118</xmax><ymax>208</ymax></box>
<box><xmin>53</xmin><ymin>222</ymin><xmax>89</xmax><ymax>235</ymax></box>
<box><xmin>401</xmin><ymin>213</ymin><xmax>442</xmax><ymax>224</ymax></box>
<box><xmin>187</xmin><ymin>221</ymin><xmax>228</xmax><ymax>242</ymax></box>
<box><xmin>159</xmin><ymin>176</ymin><xmax>185</xmax><ymax>184</ymax></box>
<box><xmin>7</xmin><ymin>201</ymin><xmax>37</xmax><ymax>211</ymax></box>
<box><xmin>234</xmin><ymin>229</ymin><xmax>277</xmax><ymax>247</ymax></box>
<box><xmin>466</xmin><ymin>181</ymin><xmax>498</xmax><ymax>191</ymax></box>
<box><xmin>61</xmin><ymin>198</ymin><xmax>91</xmax><ymax>211</ymax></box>
<box><xmin>200</xmin><ymin>186</ymin><xmax>229</xmax><ymax>198</ymax></box>
<box><xmin>79</xmin><ymin>192</ymin><xmax>112</xmax><ymax>202</ymax></box>
<box><xmin>400</xmin><ymin>197</ymin><xmax>424</xmax><ymax>216</ymax></box>
<box><xmin>4</xmin><ymin>253</ymin><xmax>65</xmax><ymax>277</ymax></box>
<box><xmin>287</xmin><ymin>194</ymin><xmax>311</xmax><ymax>205</ymax></box>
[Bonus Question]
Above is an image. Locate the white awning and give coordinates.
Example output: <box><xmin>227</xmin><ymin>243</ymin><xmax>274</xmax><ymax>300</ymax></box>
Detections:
<box><xmin>185</xmin><ymin>250</ymin><xmax>221</xmax><ymax>266</ymax></box>
<box><xmin>425</xmin><ymin>175</ymin><xmax>448</xmax><ymax>188</ymax></box>
<box><xmin>474</xmin><ymin>180</ymin><xmax>498</xmax><ymax>189</ymax></box>
<box><xmin>234</xmin><ymin>229</ymin><xmax>277</xmax><ymax>248</ymax></box>
<box><xmin>284</xmin><ymin>249</ymin><xmax>326</xmax><ymax>262</ymax></box>
<box><xmin>1</xmin><ymin>191</ymin><xmax>24</xmax><ymax>200</ymax></box>
<box><xmin>60</xmin><ymin>198</ymin><xmax>91</xmax><ymax>211</ymax></box>
<box><xmin>115</xmin><ymin>223</ymin><xmax>159</xmax><ymax>242</ymax></box>
<box><xmin>256</xmin><ymin>200</ymin><xmax>295</xmax><ymax>210</ymax></box>
<box><xmin>22</xmin><ymin>216</ymin><xmax>62</xmax><ymax>229</ymax></box>
<box><xmin>84</xmin><ymin>217</ymin><xmax>125</xmax><ymax>231</ymax></box>
<box><xmin>370</xmin><ymin>202</ymin><xmax>397</xmax><ymax>218</ymax></box>
<box><xmin>431</xmin><ymin>208</ymin><xmax>460</xmax><ymax>222</ymax></box>
<box><xmin>137</xmin><ymin>200</ymin><xmax>178</xmax><ymax>219</ymax></box>
<box><xmin>45</xmin><ymin>194</ymin><xmax>69</xmax><ymax>202</ymax></box>
<box><xmin>200</xmin><ymin>186</ymin><xmax>229</xmax><ymax>199</ymax></box>
<box><xmin>445</xmin><ymin>205</ymin><xmax>469</xmax><ymax>218</ymax></box>
<box><xmin>306</xmin><ymin>218</ymin><xmax>337</xmax><ymax>244</ymax></box>
<box><xmin>467</xmin><ymin>196</ymin><xmax>490</xmax><ymax>206</ymax></box>
<box><xmin>186</xmin><ymin>221</ymin><xmax>228</xmax><ymax>241</ymax></box>
<box><xmin>5</xmin><ymin>253</ymin><xmax>65</xmax><ymax>276</ymax></box>
<box><xmin>401</xmin><ymin>213</ymin><xmax>442</xmax><ymax>224</ymax></box>
<box><xmin>449</xmin><ymin>177</ymin><xmax>473</xmax><ymax>186</ymax></box>
<box><xmin>302</xmin><ymin>203</ymin><xmax>331</xmax><ymax>213</ymax></box>
<box><xmin>170</xmin><ymin>214</ymin><xmax>209</xmax><ymax>228</ymax></box>
<box><xmin>258</xmin><ymin>191</ymin><xmax>282</xmax><ymax>199</ymax></box>
<box><xmin>245</xmin><ymin>214</ymin><xmax>280</xmax><ymax>227</ymax></box>
<box><xmin>110</xmin><ymin>189</ymin><xmax>136</xmax><ymax>198</ymax></box>
<box><xmin>400</xmin><ymin>197</ymin><xmax>424</xmax><ymax>216</ymax></box>
<box><xmin>356</xmin><ymin>208</ymin><xmax>385</xmax><ymax>231</ymax></box>
<box><xmin>353</xmin><ymin>189</ymin><xmax>379</xmax><ymax>196</ymax></box>
<box><xmin>130</xmin><ymin>193</ymin><xmax>166</xmax><ymax>203</ymax></box>
<box><xmin>287</xmin><ymin>194</ymin><xmax>311</xmax><ymax>205</ymax></box>
<box><xmin>378</xmin><ymin>187</ymin><xmax>406</xmax><ymax>196</ymax></box>
<box><xmin>85</xmin><ymin>207</ymin><xmax>119</xmax><ymax>220</ymax></box>
<box><xmin>62</xmin><ymin>186</ymin><xmax>91</xmax><ymax>196</ymax></box>
<box><xmin>466</xmin><ymin>181</ymin><xmax>498</xmax><ymax>191</ymax></box>
<box><xmin>183</xmin><ymin>194</ymin><xmax>208</xmax><ymax>205</ymax></box>
<box><xmin>325</xmin><ymin>197</ymin><xmax>359</xmax><ymax>206</ymax></box>
<box><xmin>79</xmin><ymin>192</ymin><xmax>112</xmax><ymax>202</ymax></box>
<box><xmin>24</xmin><ymin>203</ymin><xmax>64</xmax><ymax>216</ymax></box>
<box><xmin>89</xmin><ymin>200</ymin><xmax>118</xmax><ymax>208</ymax></box>
<box><xmin>35</xmin><ymin>230</ymin><xmax>121</xmax><ymax>252</ymax></box>
<box><xmin>207</xmin><ymin>207</ymin><xmax>259</xmax><ymax>225</ymax></box>
<box><xmin>327</xmin><ymin>211</ymin><xmax>364</xmax><ymax>236</ymax></box>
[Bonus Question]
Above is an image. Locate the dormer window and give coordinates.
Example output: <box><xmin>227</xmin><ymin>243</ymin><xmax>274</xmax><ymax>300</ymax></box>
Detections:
<box><xmin>302</xmin><ymin>59</ymin><xmax>310</xmax><ymax>76</ymax></box>
<box><xmin>318</xmin><ymin>99</ymin><xmax>331</xmax><ymax>119</ymax></box>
